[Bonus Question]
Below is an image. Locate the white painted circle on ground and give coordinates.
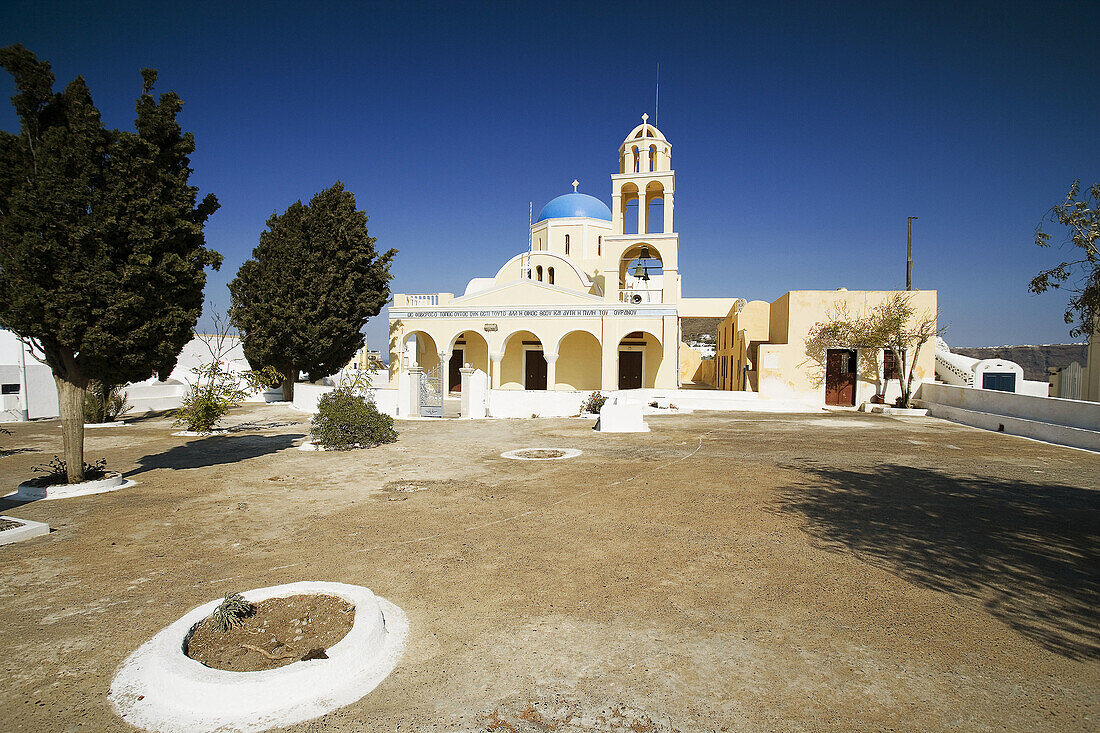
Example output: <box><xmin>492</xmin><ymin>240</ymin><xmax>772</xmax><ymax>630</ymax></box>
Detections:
<box><xmin>109</xmin><ymin>581</ymin><xmax>408</xmax><ymax>733</ymax></box>
<box><xmin>500</xmin><ymin>448</ymin><xmax>582</xmax><ymax>461</ymax></box>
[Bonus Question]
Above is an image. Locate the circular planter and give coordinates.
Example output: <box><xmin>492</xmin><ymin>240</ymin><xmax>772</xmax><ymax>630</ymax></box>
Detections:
<box><xmin>109</xmin><ymin>581</ymin><xmax>408</xmax><ymax>733</ymax></box>
<box><xmin>500</xmin><ymin>448</ymin><xmax>582</xmax><ymax>461</ymax></box>
<box><xmin>11</xmin><ymin>471</ymin><xmax>133</xmax><ymax>501</ymax></box>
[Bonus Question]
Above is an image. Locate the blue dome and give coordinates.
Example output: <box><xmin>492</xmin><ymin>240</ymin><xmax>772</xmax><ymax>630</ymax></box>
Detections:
<box><xmin>534</xmin><ymin>193</ymin><xmax>612</xmax><ymax>223</ymax></box>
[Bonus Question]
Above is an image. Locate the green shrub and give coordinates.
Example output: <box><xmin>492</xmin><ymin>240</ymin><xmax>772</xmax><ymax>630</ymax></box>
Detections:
<box><xmin>211</xmin><ymin>592</ymin><xmax>254</xmax><ymax>631</ymax></box>
<box><xmin>84</xmin><ymin>381</ymin><xmax>132</xmax><ymax>423</ymax></box>
<box><xmin>311</xmin><ymin>387</ymin><xmax>397</xmax><ymax>450</ymax></box>
<box><xmin>30</xmin><ymin>455</ymin><xmax>108</xmax><ymax>486</ymax></box>
<box><xmin>175</xmin><ymin>359</ymin><xmax>281</xmax><ymax>433</ymax></box>
<box><xmin>581</xmin><ymin>391</ymin><xmax>608</xmax><ymax>414</ymax></box>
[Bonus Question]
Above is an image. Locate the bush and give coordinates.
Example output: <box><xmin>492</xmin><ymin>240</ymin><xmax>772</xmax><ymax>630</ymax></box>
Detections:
<box><xmin>175</xmin><ymin>356</ymin><xmax>281</xmax><ymax>433</ymax></box>
<box><xmin>30</xmin><ymin>455</ymin><xmax>108</xmax><ymax>486</ymax></box>
<box><xmin>311</xmin><ymin>387</ymin><xmax>397</xmax><ymax>450</ymax></box>
<box><xmin>84</xmin><ymin>381</ymin><xmax>131</xmax><ymax>423</ymax></box>
<box><xmin>581</xmin><ymin>391</ymin><xmax>608</xmax><ymax>414</ymax></box>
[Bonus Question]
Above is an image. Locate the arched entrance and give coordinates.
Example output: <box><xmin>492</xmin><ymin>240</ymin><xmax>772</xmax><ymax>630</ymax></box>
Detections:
<box><xmin>402</xmin><ymin>331</ymin><xmax>440</xmax><ymax>372</ymax></box>
<box><xmin>446</xmin><ymin>330</ymin><xmax>489</xmax><ymax>393</ymax></box>
<box><xmin>554</xmin><ymin>331</ymin><xmax>602</xmax><ymax>391</ymax></box>
<box><xmin>501</xmin><ymin>330</ymin><xmax>547</xmax><ymax>390</ymax></box>
<box><xmin>617</xmin><ymin>331</ymin><xmax>662</xmax><ymax>389</ymax></box>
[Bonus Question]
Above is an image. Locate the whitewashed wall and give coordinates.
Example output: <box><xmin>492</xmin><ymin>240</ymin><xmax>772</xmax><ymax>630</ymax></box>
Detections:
<box><xmin>916</xmin><ymin>382</ymin><xmax>1100</xmax><ymax>451</ymax></box>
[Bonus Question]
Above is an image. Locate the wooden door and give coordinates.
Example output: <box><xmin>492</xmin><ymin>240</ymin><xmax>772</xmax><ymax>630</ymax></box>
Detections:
<box><xmin>619</xmin><ymin>350</ymin><xmax>643</xmax><ymax>389</ymax></box>
<box><xmin>524</xmin><ymin>349</ymin><xmax>547</xmax><ymax>390</ymax></box>
<box><xmin>448</xmin><ymin>349</ymin><xmax>463</xmax><ymax>393</ymax></box>
<box><xmin>825</xmin><ymin>349</ymin><xmax>857</xmax><ymax>406</ymax></box>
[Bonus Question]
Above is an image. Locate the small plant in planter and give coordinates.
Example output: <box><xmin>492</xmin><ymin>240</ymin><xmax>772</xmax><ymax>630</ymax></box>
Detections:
<box><xmin>211</xmin><ymin>593</ymin><xmax>255</xmax><ymax>631</ymax></box>
<box><xmin>311</xmin><ymin>387</ymin><xmax>397</xmax><ymax>450</ymax></box>
<box><xmin>28</xmin><ymin>456</ymin><xmax>109</xmax><ymax>487</ymax></box>
<box><xmin>581</xmin><ymin>391</ymin><xmax>608</xmax><ymax>414</ymax></box>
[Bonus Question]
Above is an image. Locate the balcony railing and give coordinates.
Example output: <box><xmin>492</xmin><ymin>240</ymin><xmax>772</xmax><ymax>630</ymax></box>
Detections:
<box><xmin>618</xmin><ymin>289</ymin><xmax>663</xmax><ymax>304</ymax></box>
<box><xmin>406</xmin><ymin>294</ymin><xmax>440</xmax><ymax>306</ymax></box>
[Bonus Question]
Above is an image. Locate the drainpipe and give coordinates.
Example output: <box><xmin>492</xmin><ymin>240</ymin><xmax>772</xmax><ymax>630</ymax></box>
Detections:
<box><xmin>18</xmin><ymin>338</ymin><xmax>30</xmax><ymax>421</ymax></box>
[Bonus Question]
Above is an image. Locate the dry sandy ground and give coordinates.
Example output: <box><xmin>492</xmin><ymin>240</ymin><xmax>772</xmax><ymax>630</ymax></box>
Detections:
<box><xmin>0</xmin><ymin>404</ymin><xmax>1097</xmax><ymax>732</ymax></box>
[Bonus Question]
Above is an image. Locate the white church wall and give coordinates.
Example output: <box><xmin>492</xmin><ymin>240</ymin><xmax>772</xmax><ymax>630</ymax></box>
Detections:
<box><xmin>488</xmin><ymin>389</ymin><xmax>588</xmax><ymax>418</ymax></box>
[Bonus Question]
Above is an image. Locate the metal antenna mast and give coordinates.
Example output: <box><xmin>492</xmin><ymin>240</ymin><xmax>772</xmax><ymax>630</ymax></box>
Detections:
<box><xmin>907</xmin><ymin>216</ymin><xmax>918</xmax><ymax>290</ymax></box>
<box><xmin>654</xmin><ymin>62</ymin><xmax>660</xmax><ymax>126</ymax></box>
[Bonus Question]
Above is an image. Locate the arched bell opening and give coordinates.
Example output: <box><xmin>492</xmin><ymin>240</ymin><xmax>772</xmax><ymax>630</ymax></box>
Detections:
<box><xmin>645</xmin><ymin>181</ymin><xmax>665</xmax><ymax>234</ymax></box>
<box><xmin>618</xmin><ymin>244</ymin><xmax>665</xmax><ymax>304</ymax></box>
<box><xmin>620</xmin><ymin>182</ymin><xmax>640</xmax><ymax>236</ymax></box>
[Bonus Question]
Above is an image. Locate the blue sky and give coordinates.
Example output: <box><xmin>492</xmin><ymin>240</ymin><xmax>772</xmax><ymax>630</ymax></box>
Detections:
<box><xmin>2</xmin><ymin>1</ymin><xmax>1097</xmax><ymax>348</ymax></box>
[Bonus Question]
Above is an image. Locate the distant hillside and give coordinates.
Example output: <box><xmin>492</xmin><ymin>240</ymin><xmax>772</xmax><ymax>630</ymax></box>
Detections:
<box><xmin>951</xmin><ymin>344</ymin><xmax>1087</xmax><ymax>381</ymax></box>
<box><xmin>681</xmin><ymin>317</ymin><xmax>722</xmax><ymax>343</ymax></box>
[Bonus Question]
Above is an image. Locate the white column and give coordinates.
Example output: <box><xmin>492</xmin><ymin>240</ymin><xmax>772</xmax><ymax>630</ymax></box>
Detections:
<box><xmin>490</xmin><ymin>352</ymin><xmax>503</xmax><ymax>389</ymax></box>
<box><xmin>406</xmin><ymin>366</ymin><xmax>423</xmax><ymax>417</ymax></box>
<box><xmin>663</xmin><ymin>191</ymin><xmax>674</xmax><ymax>233</ymax></box>
<box><xmin>439</xmin><ymin>351</ymin><xmax>451</xmax><ymax>394</ymax></box>
<box><xmin>637</xmin><ymin>191</ymin><xmax>646</xmax><ymax>234</ymax></box>
<box><xmin>544</xmin><ymin>352</ymin><xmax>558</xmax><ymax>391</ymax></box>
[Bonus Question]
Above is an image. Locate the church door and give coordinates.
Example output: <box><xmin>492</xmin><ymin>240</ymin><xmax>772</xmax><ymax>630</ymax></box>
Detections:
<box><xmin>524</xmin><ymin>349</ymin><xmax>547</xmax><ymax>390</ymax></box>
<box><xmin>619</xmin><ymin>350</ymin><xmax>643</xmax><ymax>389</ymax></box>
<box><xmin>825</xmin><ymin>349</ymin><xmax>857</xmax><ymax>406</ymax></box>
<box><xmin>448</xmin><ymin>349</ymin><xmax>463</xmax><ymax>393</ymax></box>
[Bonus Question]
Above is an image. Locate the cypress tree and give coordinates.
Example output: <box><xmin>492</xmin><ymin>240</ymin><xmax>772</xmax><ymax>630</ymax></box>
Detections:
<box><xmin>0</xmin><ymin>45</ymin><xmax>221</xmax><ymax>482</ymax></box>
<box><xmin>229</xmin><ymin>183</ymin><xmax>395</xmax><ymax>401</ymax></box>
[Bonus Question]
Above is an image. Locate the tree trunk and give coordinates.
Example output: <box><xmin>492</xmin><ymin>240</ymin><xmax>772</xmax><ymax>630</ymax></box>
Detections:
<box><xmin>281</xmin><ymin>368</ymin><xmax>299</xmax><ymax>402</ymax></box>
<box><xmin>54</xmin><ymin>375</ymin><xmax>88</xmax><ymax>483</ymax></box>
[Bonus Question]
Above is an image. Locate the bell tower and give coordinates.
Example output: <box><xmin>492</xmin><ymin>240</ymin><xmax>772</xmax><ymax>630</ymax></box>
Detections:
<box><xmin>611</xmin><ymin>113</ymin><xmax>675</xmax><ymax>236</ymax></box>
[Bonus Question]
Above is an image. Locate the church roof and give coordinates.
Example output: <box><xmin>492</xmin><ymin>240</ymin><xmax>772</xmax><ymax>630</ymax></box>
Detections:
<box><xmin>534</xmin><ymin>193</ymin><xmax>612</xmax><ymax>223</ymax></box>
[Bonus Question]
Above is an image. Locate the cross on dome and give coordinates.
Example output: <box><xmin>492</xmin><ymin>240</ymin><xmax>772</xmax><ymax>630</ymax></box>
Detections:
<box><xmin>572</xmin><ymin>179</ymin><xmax>579</xmax><ymax>192</ymax></box>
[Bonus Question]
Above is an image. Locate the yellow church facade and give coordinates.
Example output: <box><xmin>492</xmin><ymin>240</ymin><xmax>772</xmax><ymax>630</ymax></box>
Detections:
<box><xmin>389</xmin><ymin>117</ymin><xmax>724</xmax><ymax>395</ymax></box>
<box><xmin>387</xmin><ymin>117</ymin><xmax>937</xmax><ymax>408</ymax></box>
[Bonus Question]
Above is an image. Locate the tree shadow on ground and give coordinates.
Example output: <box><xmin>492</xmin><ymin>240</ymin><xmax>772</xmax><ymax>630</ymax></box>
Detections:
<box><xmin>772</xmin><ymin>462</ymin><xmax>1100</xmax><ymax>660</ymax></box>
<box><xmin>126</xmin><ymin>433</ymin><xmax>305</xmax><ymax>476</ymax></box>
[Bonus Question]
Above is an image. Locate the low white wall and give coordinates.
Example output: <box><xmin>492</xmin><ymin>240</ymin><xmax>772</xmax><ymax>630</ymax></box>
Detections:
<box><xmin>127</xmin><ymin>382</ymin><xmax>187</xmax><ymax>413</ymax></box>
<box><xmin>291</xmin><ymin>382</ymin><xmax>398</xmax><ymax>418</ymax></box>
<box><xmin>1019</xmin><ymin>379</ymin><xmax>1050</xmax><ymax>397</ymax></box>
<box><xmin>488</xmin><ymin>389</ymin><xmax>588</xmax><ymax>418</ymax></box>
<box><xmin>916</xmin><ymin>382</ymin><xmax>1100</xmax><ymax>451</ymax></box>
<box><xmin>917</xmin><ymin>382</ymin><xmax>1100</xmax><ymax>431</ymax></box>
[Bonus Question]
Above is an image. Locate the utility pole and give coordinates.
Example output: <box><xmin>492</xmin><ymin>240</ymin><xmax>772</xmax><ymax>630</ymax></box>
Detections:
<box><xmin>906</xmin><ymin>216</ymin><xmax>918</xmax><ymax>290</ymax></box>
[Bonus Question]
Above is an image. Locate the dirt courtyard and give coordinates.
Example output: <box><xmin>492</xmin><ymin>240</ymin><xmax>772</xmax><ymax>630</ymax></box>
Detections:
<box><xmin>0</xmin><ymin>405</ymin><xmax>1097</xmax><ymax>731</ymax></box>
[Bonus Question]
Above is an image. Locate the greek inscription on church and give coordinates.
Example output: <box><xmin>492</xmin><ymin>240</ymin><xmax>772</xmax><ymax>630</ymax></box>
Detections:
<box><xmin>405</xmin><ymin>308</ymin><xmax>640</xmax><ymax>318</ymax></box>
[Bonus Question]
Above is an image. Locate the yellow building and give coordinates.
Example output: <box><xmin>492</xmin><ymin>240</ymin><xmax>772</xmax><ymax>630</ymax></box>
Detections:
<box><xmin>715</xmin><ymin>289</ymin><xmax>938</xmax><ymax>406</ymax></box>
<box><xmin>389</xmin><ymin>117</ymin><xmax>937</xmax><ymax>410</ymax></box>
<box><xmin>389</xmin><ymin>116</ymin><xmax>738</xmax><ymax>395</ymax></box>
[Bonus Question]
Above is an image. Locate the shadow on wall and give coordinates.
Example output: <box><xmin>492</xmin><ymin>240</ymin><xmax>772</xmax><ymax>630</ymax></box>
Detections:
<box><xmin>126</xmin><ymin>433</ymin><xmax>305</xmax><ymax>476</ymax></box>
<box><xmin>772</xmin><ymin>462</ymin><xmax>1100</xmax><ymax>661</ymax></box>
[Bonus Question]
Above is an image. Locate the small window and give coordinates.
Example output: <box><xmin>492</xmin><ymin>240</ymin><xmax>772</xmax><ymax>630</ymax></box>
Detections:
<box><xmin>548</xmin><ymin>267</ymin><xmax>555</xmax><ymax>284</ymax></box>
<box><xmin>1</xmin><ymin>383</ymin><xmax>20</xmax><ymax>394</ymax></box>
<box><xmin>883</xmin><ymin>350</ymin><xmax>900</xmax><ymax>380</ymax></box>
<box><xmin>564</xmin><ymin>234</ymin><xmax>570</xmax><ymax>255</ymax></box>
<box><xmin>536</xmin><ymin>265</ymin><xmax>543</xmax><ymax>282</ymax></box>
<box><xmin>598</xmin><ymin>236</ymin><xmax>602</xmax><ymax>256</ymax></box>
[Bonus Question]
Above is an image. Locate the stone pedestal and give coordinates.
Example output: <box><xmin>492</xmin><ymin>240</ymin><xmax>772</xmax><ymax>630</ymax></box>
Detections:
<box><xmin>460</xmin><ymin>366</ymin><xmax>488</xmax><ymax>419</ymax></box>
<box><xmin>595</xmin><ymin>395</ymin><xmax>650</xmax><ymax>433</ymax></box>
<box><xmin>404</xmin><ymin>366</ymin><xmax>423</xmax><ymax>418</ymax></box>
